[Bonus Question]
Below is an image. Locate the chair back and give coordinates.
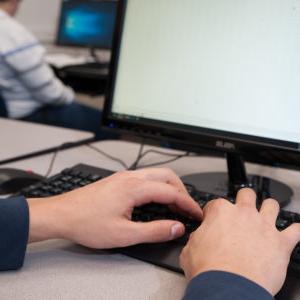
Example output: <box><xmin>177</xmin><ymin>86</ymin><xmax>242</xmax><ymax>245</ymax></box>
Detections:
<box><xmin>0</xmin><ymin>91</ymin><xmax>8</xmax><ymax>117</ymax></box>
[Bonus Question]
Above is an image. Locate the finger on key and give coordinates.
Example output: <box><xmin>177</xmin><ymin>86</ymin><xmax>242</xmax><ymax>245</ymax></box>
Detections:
<box><xmin>235</xmin><ymin>188</ymin><xmax>257</xmax><ymax>208</ymax></box>
<box><xmin>259</xmin><ymin>198</ymin><xmax>280</xmax><ymax>225</ymax></box>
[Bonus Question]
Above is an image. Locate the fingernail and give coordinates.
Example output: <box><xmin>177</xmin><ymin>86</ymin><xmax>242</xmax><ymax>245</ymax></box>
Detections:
<box><xmin>171</xmin><ymin>223</ymin><xmax>184</xmax><ymax>239</ymax></box>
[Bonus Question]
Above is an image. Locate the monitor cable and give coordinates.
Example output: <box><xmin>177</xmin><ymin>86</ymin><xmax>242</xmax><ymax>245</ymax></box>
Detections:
<box><xmin>45</xmin><ymin>141</ymin><xmax>199</xmax><ymax>179</ymax></box>
<box><xmin>45</xmin><ymin>142</ymin><xmax>78</xmax><ymax>178</ymax></box>
<box><xmin>85</xmin><ymin>144</ymin><xmax>129</xmax><ymax>170</ymax></box>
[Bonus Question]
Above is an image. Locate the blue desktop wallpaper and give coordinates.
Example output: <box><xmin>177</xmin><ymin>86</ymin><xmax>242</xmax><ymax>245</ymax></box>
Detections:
<box><xmin>58</xmin><ymin>1</ymin><xmax>117</xmax><ymax>48</ymax></box>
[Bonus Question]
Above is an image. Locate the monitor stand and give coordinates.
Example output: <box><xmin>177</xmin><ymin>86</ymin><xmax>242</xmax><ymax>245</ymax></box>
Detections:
<box><xmin>181</xmin><ymin>153</ymin><xmax>293</xmax><ymax>208</ymax></box>
<box><xmin>86</xmin><ymin>47</ymin><xmax>109</xmax><ymax>68</ymax></box>
<box><xmin>89</xmin><ymin>47</ymin><xmax>98</xmax><ymax>62</ymax></box>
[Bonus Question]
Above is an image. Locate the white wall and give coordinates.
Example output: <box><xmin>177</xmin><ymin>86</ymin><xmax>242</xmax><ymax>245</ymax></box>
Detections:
<box><xmin>16</xmin><ymin>0</ymin><xmax>61</xmax><ymax>42</ymax></box>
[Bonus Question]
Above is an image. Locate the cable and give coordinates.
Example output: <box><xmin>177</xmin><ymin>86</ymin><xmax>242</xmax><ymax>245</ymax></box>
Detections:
<box><xmin>129</xmin><ymin>147</ymin><xmax>190</xmax><ymax>170</ymax></box>
<box><xmin>45</xmin><ymin>149</ymin><xmax>59</xmax><ymax>178</ymax></box>
<box><xmin>45</xmin><ymin>142</ymin><xmax>76</xmax><ymax>178</ymax></box>
<box><xmin>128</xmin><ymin>141</ymin><xmax>145</xmax><ymax>170</ymax></box>
<box><xmin>139</xmin><ymin>149</ymin><xmax>192</xmax><ymax>159</ymax></box>
<box><xmin>127</xmin><ymin>142</ymin><xmax>198</xmax><ymax>169</ymax></box>
<box><xmin>85</xmin><ymin>142</ymin><xmax>193</xmax><ymax>171</ymax></box>
<box><xmin>86</xmin><ymin>142</ymin><xmax>189</xmax><ymax>170</ymax></box>
<box><xmin>46</xmin><ymin>142</ymin><xmax>129</xmax><ymax>178</ymax></box>
<box><xmin>132</xmin><ymin>146</ymin><xmax>198</xmax><ymax>169</ymax></box>
<box><xmin>85</xmin><ymin>144</ymin><xmax>129</xmax><ymax>170</ymax></box>
<box><xmin>136</xmin><ymin>152</ymin><xmax>190</xmax><ymax>169</ymax></box>
<box><xmin>45</xmin><ymin>141</ymin><xmax>200</xmax><ymax>178</ymax></box>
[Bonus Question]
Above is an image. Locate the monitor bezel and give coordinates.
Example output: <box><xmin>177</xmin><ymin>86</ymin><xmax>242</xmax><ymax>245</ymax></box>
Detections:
<box><xmin>103</xmin><ymin>0</ymin><xmax>300</xmax><ymax>171</ymax></box>
<box><xmin>55</xmin><ymin>0</ymin><xmax>117</xmax><ymax>50</ymax></box>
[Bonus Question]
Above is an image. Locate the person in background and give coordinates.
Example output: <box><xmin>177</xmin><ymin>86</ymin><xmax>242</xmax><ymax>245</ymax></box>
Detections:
<box><xmin>1</xmin><ymin>167</ymin><xmax>299</xmax><ymax>300</ymax></box>
<box><xmin>0</xmin><ymin>0</ymin><xmax>112</xmax><ymax>140</ymax></box>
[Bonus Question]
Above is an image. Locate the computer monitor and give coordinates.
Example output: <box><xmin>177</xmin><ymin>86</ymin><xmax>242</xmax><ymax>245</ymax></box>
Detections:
<box><xmin>56</xmin><ymin>0</ymin><xmax>117</xmax><ymax>56</ymax></box>
<box><xmin>103</xmin><ymin>0</ymin><xmax>300</xmax><ymax>207</ymax></box>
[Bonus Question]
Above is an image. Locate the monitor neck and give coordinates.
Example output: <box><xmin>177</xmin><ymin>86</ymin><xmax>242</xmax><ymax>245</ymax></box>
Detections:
<box><xmin>89</xmin><ymin>47</ymin><xmax>97</xmax><ymax>60</ymax></box>
<box><xmin>181</xmin><ymin>151</ymin><xmax>293</xmax><ymax>208</ymax></box>
<box><xmin>227</xmin><ymin>152</ymin><xmax>249</xmax><ymax>194</ymax></box>
<box><xmin>89</xmin><ymin>47</ymin><xmax>103</xmax><ymax>63</ymax></box>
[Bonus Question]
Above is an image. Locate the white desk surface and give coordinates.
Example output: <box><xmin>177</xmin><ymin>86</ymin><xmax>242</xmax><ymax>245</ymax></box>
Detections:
<box><xmin>1</xmin><ymin>140</ymin><xmax>300</xmax><ymax>300</ymax></box>
<box><xmin>0</xmin><ymin>118</ymin><xmax>94</xmax><ymax>163</ymax></box>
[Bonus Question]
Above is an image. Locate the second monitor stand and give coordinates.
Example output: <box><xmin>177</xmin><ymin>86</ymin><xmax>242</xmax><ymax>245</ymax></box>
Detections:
<box><xmin>87</xmin><ymin>47</ymin><xmax>110</xmax><ymax>68</ymax></box>
<box><xmin>89</xmin><ymin>47</ymin><xmax>99</xmax><ymax>62</ymax></box>
<box><xmin>181</xmin><ymin>152</ymin><xmax>293</xmax><ymax>208</ymax></box>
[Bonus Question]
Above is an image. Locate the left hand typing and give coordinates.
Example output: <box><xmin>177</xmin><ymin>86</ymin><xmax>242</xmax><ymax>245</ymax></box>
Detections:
<box><xmin>27</xmin><ymin>167</ymin><xmax>203</xmax><ymax>248</ymax></box>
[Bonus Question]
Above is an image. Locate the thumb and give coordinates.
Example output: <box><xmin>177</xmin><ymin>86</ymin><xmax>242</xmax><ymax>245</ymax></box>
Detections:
<box><xmin>129</xmin><ymin>220</ymin><xmax>185</xmax><ymax>244</ymax></box>
<box><xmin>282</xmin><ymin>223</ymin><xmax>300</xmax><ymax>253</ymax></box>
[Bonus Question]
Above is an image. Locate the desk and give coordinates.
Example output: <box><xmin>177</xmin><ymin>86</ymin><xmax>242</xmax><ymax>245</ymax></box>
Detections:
<box><xmin>1</xmin><ymin>140</ymin><xmax>300</xmax><ymax>299</ymax></box>
<box><xmin>0</xmin><ymin>118</ymin><xmax>94</xmax><ymax>165</ymax></box>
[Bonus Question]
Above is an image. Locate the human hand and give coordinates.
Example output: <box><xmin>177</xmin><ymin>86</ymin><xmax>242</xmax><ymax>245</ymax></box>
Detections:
<box><xmin>27</xmin><ymin>168</ymin><xmax>202</xmax><ymax>249</ymax></box>
<box><xmin>180</xmin><ymin>188</ymin><xmax>300</xmax><ymax>295</ymax></box>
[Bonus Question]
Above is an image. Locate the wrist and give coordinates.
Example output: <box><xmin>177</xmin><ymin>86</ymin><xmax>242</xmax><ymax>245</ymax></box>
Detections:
<box><xmin>27</xmin><ymin>196</ymin><xmax>69</xmax><ymax>243</ymax></box>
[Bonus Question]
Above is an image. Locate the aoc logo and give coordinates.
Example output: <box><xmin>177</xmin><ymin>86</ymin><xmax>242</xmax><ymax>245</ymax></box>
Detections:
<box><xmin>216</xmin><ymin>140</ymin><xmax>236</xmax><ymax>150</ymax></box>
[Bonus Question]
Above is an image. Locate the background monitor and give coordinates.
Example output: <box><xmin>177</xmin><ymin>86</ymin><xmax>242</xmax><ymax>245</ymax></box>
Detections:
<box><xmin>103</xmin><ymin>0</ymin><xmax>300</xmax><ymax>206</ymax></box>
<box><xmin>56</xmin><ymin>0</ymin><xmax>117</xmax><ymax>50</ymax></box>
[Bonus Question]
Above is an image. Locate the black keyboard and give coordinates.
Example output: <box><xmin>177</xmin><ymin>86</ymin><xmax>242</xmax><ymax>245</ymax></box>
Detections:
<box><xmin>19</xmin><ymin>163</ymin><xmax>300</xmax><ymax>277</ymax></box>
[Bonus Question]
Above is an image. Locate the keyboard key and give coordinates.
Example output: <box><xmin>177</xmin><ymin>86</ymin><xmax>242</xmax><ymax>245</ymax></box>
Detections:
<box><xmin>292</xmin><ymin>245</ymin><xmax>300</xmax><ymax>263</ymax></box>
<box><xmin>276</xmin><ymin>218</ymin><xmax>290</xmax><ymax>230</ymax></box>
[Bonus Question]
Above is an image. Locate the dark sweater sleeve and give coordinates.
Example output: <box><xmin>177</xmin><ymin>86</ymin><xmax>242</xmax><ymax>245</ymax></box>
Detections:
<box><xmin>183</xmin><ymin>271</ymin><xmax>274</xmax><ymax>300</ymax></box>
<box><xmin>0</xmin><ymin>196</ymin><xmax>29</xmax><ymax>271</ymax></box>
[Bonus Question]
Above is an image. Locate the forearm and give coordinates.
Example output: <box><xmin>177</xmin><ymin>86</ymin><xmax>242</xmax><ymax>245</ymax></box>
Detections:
<box><xmin>5</xmin><ymin>44</ymin><xmax>74</xmax><ymax>105</ymax></box>
<box><xmin>20</xmin><ymin>65</ymin><xmax>75</xmax><ymax>105</ymax></box>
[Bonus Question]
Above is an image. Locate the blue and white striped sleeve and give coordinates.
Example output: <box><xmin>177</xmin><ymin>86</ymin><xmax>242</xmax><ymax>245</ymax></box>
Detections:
<box><xmin>3</xmin><ymin>42</ymin><xmax>74</xmax><ymax>106</ymax></box>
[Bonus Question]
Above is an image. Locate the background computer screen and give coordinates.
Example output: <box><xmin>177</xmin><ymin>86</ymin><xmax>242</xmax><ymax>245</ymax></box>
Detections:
<box><xmin>57</xmin><ymin>0</ymin><xmax>117</xmax><ymax>49</ymax></box>
<box><xmin>108</xmin><ymin>0</ymin><xmax>300</xmax><ymax>149</ymax></box>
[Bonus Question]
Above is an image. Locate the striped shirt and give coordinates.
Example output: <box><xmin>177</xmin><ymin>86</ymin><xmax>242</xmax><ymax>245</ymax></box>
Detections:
<box><xmin>0</xmin><ymin>9</ymin><xmax>74</xmax><ymax>118</ymax></box>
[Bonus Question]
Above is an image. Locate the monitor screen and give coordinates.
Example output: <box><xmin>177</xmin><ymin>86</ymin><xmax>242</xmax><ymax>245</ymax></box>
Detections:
<box><xmin>56</xmin><ymin>0</ymin><xmax>117</xmax><ymax>49</ymax></box>
<box><xmin>103</xmin><ymin>0</ymin><xmax>300</xmax><ymax>203</ymax></box>
<box><xmin>107</xmin><ymin>0</ymin><xmax>300</xmax><ymax>147</ymax></box>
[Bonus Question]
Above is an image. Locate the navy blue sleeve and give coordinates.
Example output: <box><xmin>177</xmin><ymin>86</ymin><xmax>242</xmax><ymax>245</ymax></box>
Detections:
<box><xmin>0</xmin><ymin>196</ymin><xmax>29</xmax><ymax>271</ymax></box>
<box><xmin>183</xmin><ymin>271</ymin><xmax>274</xmax><ymax>300</ymax></box>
